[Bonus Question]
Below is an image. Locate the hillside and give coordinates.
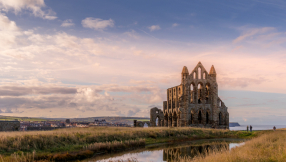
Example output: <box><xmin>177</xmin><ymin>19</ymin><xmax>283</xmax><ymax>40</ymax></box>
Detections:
<box><xmin>0</xmin><ymin>115</ymin><xmax>150</xmax><ymax>125</ymax></box>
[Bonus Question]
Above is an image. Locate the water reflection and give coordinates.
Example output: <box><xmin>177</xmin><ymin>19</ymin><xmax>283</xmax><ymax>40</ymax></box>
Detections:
<box><xmin>163</xmin><ymin>143</ymin><xmax>229</xmax><ymax>161</ymax></box>
<box><xmin>84</xmin><ymin>139</ymin><xmax>245</xmax><ymax>162</ymax></box>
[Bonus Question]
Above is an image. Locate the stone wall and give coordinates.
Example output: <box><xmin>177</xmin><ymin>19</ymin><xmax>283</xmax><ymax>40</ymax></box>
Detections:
<box><xmin>150</xmin><ymin>107</ymin><xmax>164</xmax><ymax>127</ymax></box>
<box><xmin>0</xmin><ymin>121</ymin><xmax>20</xmax><ymax>131</ymax></box>
<box><xmin>133</xmin><ymin>120</ymin><xmax>150</xmax><ymax>127</ymax></box>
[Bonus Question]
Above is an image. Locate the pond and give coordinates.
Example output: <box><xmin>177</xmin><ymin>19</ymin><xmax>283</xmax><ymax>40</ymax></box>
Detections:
<box><xmin>83</xmin><ymin>138</ymin><xmax>246</xmax><ymax>162</ymax></box>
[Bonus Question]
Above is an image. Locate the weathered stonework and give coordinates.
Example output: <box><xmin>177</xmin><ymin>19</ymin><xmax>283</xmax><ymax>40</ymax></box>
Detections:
<box><xmin>159</xmin><ymin>62</ymin><xmax>229</xmax><ymax>129</ymax></box>
<box><xmin>0</xmin><ymin>121</ymin><xmax>20</xmax><ymax>131</ymax></box>
<box><xmin>134</xmin><ymin>120</ymin><xmax>150</xmax><ymax>127</ymax></box>
<box><xmin>150</xmin><ymin>107</ymin><xmax>164</xmax><ymax>127</ymax></box>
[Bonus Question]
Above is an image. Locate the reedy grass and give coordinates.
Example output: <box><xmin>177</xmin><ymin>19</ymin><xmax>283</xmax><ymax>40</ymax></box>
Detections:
<box><xmin>83</xmin><ymin>139</ymin><xmax>145</xmax><ymax>152</ymax></box>
<box><xmin>179</xmin><ymin>130</ymin><xmax>286</xmax><ymax>162</ymax></box>
<box><xmin>0</xmin><ymin>127</ymin><xmax>262</xmax><ymax>154</ymax></box>
<box><xmin>0</xmin><ymin>127</ymin><xmax>266</xmax><ymax>161</ymax></box>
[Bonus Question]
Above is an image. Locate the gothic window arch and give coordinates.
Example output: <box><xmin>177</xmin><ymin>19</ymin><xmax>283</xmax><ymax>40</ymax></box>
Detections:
<box><xmin>205</xmin><ymin>83</ymin><xmax>210</xmax><ymax>104</ymax></box>
<box><xmin>198</xmin><ymin>67</ymin><xmax>201</xmax><ymax>79</ymax></box>
<box><xmin>190</xmin><ymin>84</ymin><xmax>194</xmax><ymax>103</ymax></box>
<box><xmin>193</xmin><ymin>72</ymin><xmax>196</xmax><ymax>79</ymax></box>
<box><xmin>198</xmin><ymin>110</ymin><xmax>202</xmax><ymax>124</ymax></box>
<box><xmin>198</xmin><ymin>83</ymin><xmax>203</xmax><ymax>104</ymax></box>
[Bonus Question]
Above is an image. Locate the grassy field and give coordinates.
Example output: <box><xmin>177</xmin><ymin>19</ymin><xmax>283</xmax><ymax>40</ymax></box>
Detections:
<box><xmin>0</xmin><ymin>116</ymin><xmax>56</xmax><ymax>122</ymax></box>
<box><xmin>177</xmin><ymin>130</ymin><xmax>285</xmax><ymax>162</ymax></box>
<box><xmin>127</xmin><ymin>119</ymin><xmax>150</xmax><ymax>121</ymax></box>
<box><xmin>0</xmin><ymin>127</ymin><xmax>268</xmax><ymax>161</ymax></box>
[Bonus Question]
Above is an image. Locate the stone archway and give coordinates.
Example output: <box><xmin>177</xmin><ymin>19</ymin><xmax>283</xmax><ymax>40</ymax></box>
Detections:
<box><xmin>150</xmin><ymin>107</ymin><xmax>164</xmax><ymax>127</ymax></box>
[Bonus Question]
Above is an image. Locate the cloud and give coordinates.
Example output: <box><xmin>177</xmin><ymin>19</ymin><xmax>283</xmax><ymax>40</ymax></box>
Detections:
<box><xmin>233</xmin><ymin>27</ymin><xmax>275</xmax><ymax>43</ymax></box>
<box><xmin>219</xmin><ymin>77</ymin><xmax>266</xmax><ymax>88</ymax></box>
<box><xmin>0</xmin><ymin>0</ymin><xmax>57</xmax><ymax>20</ymax></box>
<box><xmin>0</xmin><ymin>86</ymin><xmax>77</xmax><ymax>96</ymax></box>
<box><xmin>61</xmin><ymin>19</ymin><xmax>74</xmax><ymax>27</ymax></box>
<box><xmin>124</xmin><ymin>30</ymin><xmax>139</xmax><ymax>39</ymax></box>
<box><xmin>0</xmin><ymin>13</ymin><xmax>22</xmax><ymax>49</ymax></box>
<box><xmin>81</xmin><ymin>17</ymin><xmax>114</xmax><ymax>30</ymax></box>
<box><xmin>148</xmin><ymin>25</ymin><xmax>161</xmax><ymax>31</ymax></box>
<box><xmin>127</xmin><ymin>108</ymin><xmax>140</xmax><ymax>116</ymax></box>
<box><xmin>172</xmin><ymin>23</ymin><xmax>179</xmax><ymax>27</ymax></box>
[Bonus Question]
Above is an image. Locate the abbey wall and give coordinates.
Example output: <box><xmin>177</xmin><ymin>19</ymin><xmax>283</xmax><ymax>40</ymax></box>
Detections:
<box><xmin>150</xmin><ymin>62</ymin><xmax>229</xmax><ymax>129</ymax></box>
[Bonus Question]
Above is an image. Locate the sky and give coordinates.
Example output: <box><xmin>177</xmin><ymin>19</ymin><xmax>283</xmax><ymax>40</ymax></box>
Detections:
<box><xmin>0</xmin><ymin>0</ymin><xmax>286</xmax><ymax>125</ymax></box>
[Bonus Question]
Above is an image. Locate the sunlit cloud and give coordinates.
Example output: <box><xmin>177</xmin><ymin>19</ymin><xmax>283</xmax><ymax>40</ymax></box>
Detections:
<box><xmin>148</xmin><ymin>25</ymin><xmax>161</xmax><ymax>31</ymax></box>
<box><xmin>82</xmin><ymin>17</ymin><xmax>114</xmax><ymax>30</ymax></box>
<box><xmin>61</xmin><ymin>19</ymin><xmax>74</xmax><ymax>27</ymax></box>
<box><xmin>0</xmin><ymin>0</ymin><xmax>57</xmax><ymax>20</ymax></box>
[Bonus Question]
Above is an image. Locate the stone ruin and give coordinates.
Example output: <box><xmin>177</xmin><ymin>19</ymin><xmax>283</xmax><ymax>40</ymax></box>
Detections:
<box><xmin>133</xmin><ymin>120</ymin><xmax>150</xmax><ymax>127</ymax></box>
<box><xmin>134</xmin><ymin>62</ymin><xmax>229</xmax><ymax>129</ymax></box>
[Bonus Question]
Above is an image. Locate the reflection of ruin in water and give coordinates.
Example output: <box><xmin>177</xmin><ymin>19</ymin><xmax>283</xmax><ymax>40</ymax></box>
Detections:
<box><xmin>84</xmin><ymin>139</ymin><xmax>244</xmax><ymax>162</ymax></box>
<box><xmin>163</xmin><ymin>143</ymin><xmax>229</xmax><ymax>162</ymax></box>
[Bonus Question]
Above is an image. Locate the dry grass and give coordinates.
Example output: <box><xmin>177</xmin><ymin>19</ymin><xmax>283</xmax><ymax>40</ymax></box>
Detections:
<box><xmin>0</xmin><ymin>127</ymin><xmax>245</xmax><ymax>153</ymax></box>
<box><xmin>181</xmin><ymin>130</ymin><xmax>286</xmax><ymax>162</ymax></box>
<box><xmin>84</xmin><ymin>139</ymin><xmax>145</xmax><ymax>152</ymax></box>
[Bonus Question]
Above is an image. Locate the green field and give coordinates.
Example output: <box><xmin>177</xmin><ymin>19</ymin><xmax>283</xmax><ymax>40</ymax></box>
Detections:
<box><xmin>0</xmin><ymin>116</ymin><xmax>57</xmax><ymax>122</ymax></box>
<box><xmin>127</xmin><ymin>119</ymin><xmax>150</xmax><ymax>121</ymax></box>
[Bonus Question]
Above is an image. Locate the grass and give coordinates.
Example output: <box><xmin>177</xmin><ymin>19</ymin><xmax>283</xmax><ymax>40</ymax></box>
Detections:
<box><xmin>0</xmin><ymin>116</ymin><xmax>57</xmax><ymax>122</ymax></box>
<box><xmin>127</xmin><ymin>119</ymin><xmax>150</xmax><ymax>121</ymax></box>
<box><xmin>0</xmin><ymin>127</ymin><xmax>267</xmax><ymax>161</ymax></box>
<box><xmin>178</xmin><ymin>130</ymin><xmax>286</xmax><ymax>162</ymax></box>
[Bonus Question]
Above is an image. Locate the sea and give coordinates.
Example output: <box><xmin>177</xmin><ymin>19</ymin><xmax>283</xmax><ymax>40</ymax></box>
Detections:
<box><xmin>229</xmin><ymin>125</ymin><xmax>286</xmax><ymax>131</ymax></box>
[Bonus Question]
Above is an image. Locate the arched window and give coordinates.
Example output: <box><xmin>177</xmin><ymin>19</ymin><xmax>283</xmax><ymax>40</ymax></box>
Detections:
<box><xmin>203</xmin><ymin>72</ymin><xmax>206</xmax><ymax>79</ymax></box>
<box><xmin>198</xmin><ymin>111</ymin><xmax>202</xmax><ymax>124</ymax></box>
<box><xmin>218</xmin><ymin>100</ymin><xmax>222</xmax><ymax>107</ymax></box>
<box><xmin>190</xmin><ymin>84</ymin><xmax>194</xmax><ymax>103</ymax></box>
<box><xmin>198</xmin><ymin>83</ymin><xmax>203</xmax><ymax>104</ymax></box>
<box><xmin>206</xmin><ymin>112</ymin><xmax>209</xmax><ymax>124</ymax></box>
<box><xmin>198</xmin><ymin>67</ymin><xmax>201</xmax><ymax>79</ymax></box>
<box><xmin>205</xmin><ymin>84</ymin><xmax>210</xmax><ymax>104</ymax></box>
<box><xmin>189</xmin><ymin>110</ymin><xmax>194</xmax><ymax>125</ymax></box>
<box><xmin>156</xmin><ymin>116</ymin><xmax>159</xmax><ymax>126</ymax></box>
<box><xmin>193</xmin><ymin>72</ymin><xmax>196</xmax><ymax>79</ymax></box>
<box><xmin>178</xmin><ymin>88</ymin><xmax>181</xmax><ymax>94</ymax></box>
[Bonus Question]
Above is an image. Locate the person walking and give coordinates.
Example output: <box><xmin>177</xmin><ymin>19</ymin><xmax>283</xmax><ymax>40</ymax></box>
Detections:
<box><xmin>247</xmin><ymin>125</ymin><xmax>249</xmax><ymax>132</ymax></box>
<box><xmin>250</xmin><ymin>125</ymin><xmax>252</xmax><ymax>132</ymax></box>
<box><xmin>273</xmin><ymin>126</ymin><xmax>276</xmax><ymax>131</ymax></box>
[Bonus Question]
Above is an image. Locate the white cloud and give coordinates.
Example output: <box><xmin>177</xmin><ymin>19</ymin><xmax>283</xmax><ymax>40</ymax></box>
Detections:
<box><xmin>0</xmin><ymin>0</ymin><xmax>57</xmax><ymax>20</ymax></box>
<box><xmin>233</xmin><ymin>27</ymin><xmax>275</xmax><ymax>43</ymax></box>
<box><xmin>0</xmin><ymin>13</ymin><xmax>19</xmax><ymax>31</ymax></box>
<box><xmin>172</xmin><ymin>23</ymin><xmax>178</xmax><ymax>27</ymax></box>
<box><xmin>148</xmin><ymin>25</ymin><xmax>161</xmax><ymax>31</ymax></box>
<box><xmin>0</xmin><ymin>13</ymin><xmax>21</xmax><ymax>48</ymax></box>
<box><xmin>81</xmin><ymin>17</ymin><xmax>114</xmax><ymax>30</ymax></box>
<box><xmin>124</xmin><ymin>30</ymin><xmax>139</xmax><ymax>39</ymax></box>
<box><xmin>61</xmin><ymin>19</ymin><xmax>74</xmax><ymax>27</ymax></box>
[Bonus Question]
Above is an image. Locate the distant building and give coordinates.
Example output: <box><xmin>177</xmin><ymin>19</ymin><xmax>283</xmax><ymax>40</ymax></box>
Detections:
<box><xmin>0</xmin><ymin>121</ymin><xmax>20</xmax><ymax>131</ymax></box>
<box><xmin>94</xmin><ymin>119</ymin><xmax>107</xmax><ymax>126</ymax></box>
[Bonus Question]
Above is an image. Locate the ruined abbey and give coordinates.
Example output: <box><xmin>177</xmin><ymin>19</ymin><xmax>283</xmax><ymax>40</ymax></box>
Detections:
<box><xmin>149</xmin><ymin>62</ymin><xmax>229</xmax><ymax>129</ymax></box>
